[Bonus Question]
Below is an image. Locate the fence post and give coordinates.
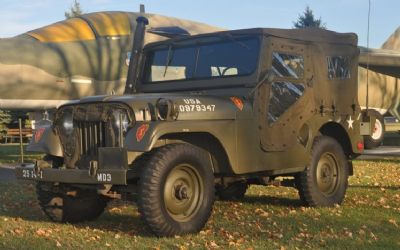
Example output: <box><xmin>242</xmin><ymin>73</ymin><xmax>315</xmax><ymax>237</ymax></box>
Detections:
<box><xmin>18</xmin><ymin>118</ymin><xmax>24</xmax><ymax>163</ymax></box>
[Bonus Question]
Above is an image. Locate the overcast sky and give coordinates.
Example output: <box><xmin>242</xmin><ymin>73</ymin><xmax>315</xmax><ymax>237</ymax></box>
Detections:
<box><xmin>0</xmin><ymin>0</ymin><xmax>398</xmax><ymax>48</ymax></box>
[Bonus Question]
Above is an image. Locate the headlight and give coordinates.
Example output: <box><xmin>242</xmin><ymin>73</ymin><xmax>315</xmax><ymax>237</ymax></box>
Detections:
<box><xmin>61</xmin><ymin>109</ymin><xmax>74</xmax><ymax>135</ymax></box>
<box><xmin>156</xmin><ymin>98</ymin><xmax>179</xmax><ymax>121</ymax></box>
<box><xmin>112</xmin><ymin>109</ymin><xmax>130</xmax><ymax>133</ymax></box>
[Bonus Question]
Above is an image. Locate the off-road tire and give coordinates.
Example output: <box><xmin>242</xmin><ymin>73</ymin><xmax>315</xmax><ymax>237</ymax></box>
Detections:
<box><xmin>364</xmin><ymin>110</ymin><xmax>385</xmax><ymax>149</ymax></box>
<box><xmin>36</xmin><ymin>182</ymin><xmax>108</xmax><ymax>223</ymax></box>
<box><xmin>296</xmin><ymin>136</ymin><xmax>349</xmax><ymax>206</ymax></box>
<box><xmin>138</xmin><ymin>144</ymin><xmax>214</xmax><ymax>236</ymax></box>
<box><xmin>216</xmin><ymin>182</ymin><xmax>248</xmax><ymax>200</ymax></box>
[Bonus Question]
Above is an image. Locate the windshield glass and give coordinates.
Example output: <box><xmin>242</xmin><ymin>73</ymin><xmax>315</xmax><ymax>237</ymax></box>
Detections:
<box><xmin>143</xmin><ymin>36</ymin><xmax>260</xmax><ymax>83</ymax></box>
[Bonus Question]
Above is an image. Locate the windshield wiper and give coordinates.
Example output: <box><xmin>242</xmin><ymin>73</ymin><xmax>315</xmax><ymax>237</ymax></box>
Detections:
<box><xmin>163</xmin><ymin>45</ymin><xmax>173</xmax><ymax>77</ymax></box>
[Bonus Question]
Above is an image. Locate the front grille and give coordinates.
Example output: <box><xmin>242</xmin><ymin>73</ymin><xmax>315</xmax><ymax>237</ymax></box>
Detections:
<box><xmin>55</xmin><ymin>103</ymin><xmax>133</xmax><ymax>169</ymax></box>
<box><xmin>77</xmin><ymin>121</ymin><xmax>107</xmax><ymax>157</ymax></box>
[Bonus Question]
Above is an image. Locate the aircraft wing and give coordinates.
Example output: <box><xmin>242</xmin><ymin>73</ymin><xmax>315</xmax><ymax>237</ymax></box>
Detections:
<box><xmin>359</xmin><ymin>46</ymin><xmax>400</xmax><ymax>78</ymax></box>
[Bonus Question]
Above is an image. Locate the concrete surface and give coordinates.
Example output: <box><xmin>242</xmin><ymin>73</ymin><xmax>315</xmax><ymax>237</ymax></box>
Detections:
<box><xmin>359</xmin><ymin>146</ymin><xmax>400</xmax><ymax>160</ymax></box>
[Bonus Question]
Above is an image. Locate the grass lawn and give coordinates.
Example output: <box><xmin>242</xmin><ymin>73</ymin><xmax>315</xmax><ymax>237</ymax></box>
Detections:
<box><xmin>0</xmin><ymin>144</ymin><xmax>43</xmax><ymax>164</ymax></box>
<box><xmin>0</xmin><ymin>157</ymin><xmax>399</xmax><ymax>249</ymax></box>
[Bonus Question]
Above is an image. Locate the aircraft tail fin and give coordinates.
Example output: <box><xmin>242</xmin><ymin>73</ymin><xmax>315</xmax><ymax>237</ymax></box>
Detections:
<box><xmin>382</xmin><ymin>27</ymin><xmax>400</xmax><ymax>50</ymax></box>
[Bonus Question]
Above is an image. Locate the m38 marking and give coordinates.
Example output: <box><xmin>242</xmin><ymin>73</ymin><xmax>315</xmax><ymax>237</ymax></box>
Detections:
<box><xmin>97</xmin><ymin>173</ymin><xmax>112</xmax><ymax>182</ymax></box>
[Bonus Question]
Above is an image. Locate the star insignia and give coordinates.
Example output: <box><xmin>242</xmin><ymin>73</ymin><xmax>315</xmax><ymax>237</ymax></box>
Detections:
<box><xmin>347</xmin><ymin>116</ymin><xmax>354</xmax><ymax>129</ymax></box>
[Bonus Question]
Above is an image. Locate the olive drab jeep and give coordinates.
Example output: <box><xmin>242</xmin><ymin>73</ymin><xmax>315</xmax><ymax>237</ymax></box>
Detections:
<box><xmin>16</xmin><ymin>17</ymin><xmax>371</xmax><ymax>236</ymax></box>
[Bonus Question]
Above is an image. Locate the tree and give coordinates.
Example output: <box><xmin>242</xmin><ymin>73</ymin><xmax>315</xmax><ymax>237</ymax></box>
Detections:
<box><xmin>65</xmin><ymin>0</ymin><xmax>84</xmax><ymax>19</ymax></box>
<box><xmin>293</xmin><ymin>6</ymin><xmax>326</xmax><ymax>29</ymax></box>
<box><xmin>9</xmin><ymin>111</ymin><xmax>29</xmax><ymax>128</ymax></box>
<box><xmin>0</xmin><ymin>110</ymin><xmax>11</xmax><ymax>139</ymax></box>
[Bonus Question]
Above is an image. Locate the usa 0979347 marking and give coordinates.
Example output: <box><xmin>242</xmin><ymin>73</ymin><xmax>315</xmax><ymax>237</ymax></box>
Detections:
<box><xmin>179</xmin><ymin>98</ymin><xmax>216</xmax><ymax>112</ymax></box>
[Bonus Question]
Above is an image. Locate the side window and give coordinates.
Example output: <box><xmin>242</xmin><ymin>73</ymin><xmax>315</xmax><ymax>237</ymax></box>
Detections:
<box><xmin>196</xmin><ymin>38</ymin><xmax>259</xmax><ymax>78</ymax></box>
<box><xmin>327</xmin><ymin>56</ymin><xmax>351</xmax><ymax>80</ymax></box>
<box><xmin>268</xmin><ymin>82</ymin><xmax>305</xmax><ymax>125</ymax></box>
<box><xmin>272</xmin><ymin>52</ymin><xmax>304</xmax><ymax>79</ymax></box>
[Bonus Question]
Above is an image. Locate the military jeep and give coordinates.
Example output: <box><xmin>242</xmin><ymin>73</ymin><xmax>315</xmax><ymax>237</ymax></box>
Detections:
<box><xmin>16</xmin><ymin>17</ymin><xmax>369</xmax><ymax>236</ymax></box>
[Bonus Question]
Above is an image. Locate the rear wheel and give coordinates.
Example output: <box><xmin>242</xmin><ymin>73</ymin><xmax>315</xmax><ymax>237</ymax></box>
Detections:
<box><xmin>138</xmin><ymin>144</ymin><xmax>214</xmax><ymax>236</ymax></box>
<box><xmin>296</xmin><ymin>136</ymin><xmax>349</xmax><ymax>206</ymax></box>
<box><xmin>216</xmin><ymin>182</ymin><xmax>248</xmax><ymax>200</ymax></box>
<box><xmin>364</xmin><ymin>110</ymin><xmax>385</xmax><ymax>149</ymax></box>
<box><xmin>36</xmin><ymin>182</ymin><xmax>108</xmax><ymax>223</ymax></box>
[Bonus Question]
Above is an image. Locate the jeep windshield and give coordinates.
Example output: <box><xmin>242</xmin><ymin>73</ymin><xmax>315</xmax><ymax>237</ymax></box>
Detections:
<box><xmin>143</xmin><ymin>35</ymin><xmax>260</xmax><ymax>83</ymax></box>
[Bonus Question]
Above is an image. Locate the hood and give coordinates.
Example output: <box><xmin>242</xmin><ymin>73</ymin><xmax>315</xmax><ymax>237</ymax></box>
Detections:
<box><xmin>77</xmin><ymin>93</ymin><xmax>244</xmax><ymax>120</ymax></box>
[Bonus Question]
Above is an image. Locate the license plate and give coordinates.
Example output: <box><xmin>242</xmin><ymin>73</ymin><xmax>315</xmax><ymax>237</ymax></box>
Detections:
<box><xmin>21</xmin><ymin>169</ymin><xmax>43</xmax><ymax>179</ymax></box>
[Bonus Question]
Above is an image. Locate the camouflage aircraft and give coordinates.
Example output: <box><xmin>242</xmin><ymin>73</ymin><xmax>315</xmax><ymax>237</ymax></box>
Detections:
<box><xmin>0</xmin><ymin>11</ymin><xmax>221</xmax><ymax>110</ymax></box>
<box><xmin>0</xmin><ymin>10</ymin><xmax>399</xmax><ymax>147</ymax></box>
<box><xmin>358</xmin><ymin>28</ymin><xmax>400</xmax><ymax>147</ymax></box>
<box><xmin>359</xmin><ymin>26</ymin><xmax>400</xmax><ymax>119</ymax></box>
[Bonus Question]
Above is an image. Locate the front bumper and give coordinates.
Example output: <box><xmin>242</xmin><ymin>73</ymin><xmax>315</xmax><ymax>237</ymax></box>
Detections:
<box><xmin>15</xmin><ymin>164</ymin><xmax>131</xmax><ymax>185</ymax></box>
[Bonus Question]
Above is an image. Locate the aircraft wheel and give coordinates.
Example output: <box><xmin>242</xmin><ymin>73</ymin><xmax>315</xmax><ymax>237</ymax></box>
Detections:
<box><xmin>364</xmin><ymin>110</ymin><xmax>385</xmax><ymax>149</ymax></box>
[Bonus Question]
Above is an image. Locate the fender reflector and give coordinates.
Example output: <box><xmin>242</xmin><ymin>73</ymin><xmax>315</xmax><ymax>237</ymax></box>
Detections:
<box><xmin>136</xmin><ymin>124</ymin><xmax>149</xmax><ymax>142</ymax></box>
<box><xmin>34</xmin><ymin>128</ymin><xmax>46</xmax><ymax>142</ymax></box>
<box><xmin>230</xmin><ymin>97</ymin><xmax>244</xmax><ymax>111</ymax></box>
<box><xmin>357</xmin><ymin>142</ymin><xmax>364</xmax><ymax>151</ymax></box>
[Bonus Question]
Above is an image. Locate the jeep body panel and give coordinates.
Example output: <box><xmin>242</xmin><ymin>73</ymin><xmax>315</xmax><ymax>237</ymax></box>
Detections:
<box><xmin>27</xmin><ymin>126</ymin><xmax>63</xmax><ymax>157</ymax></box>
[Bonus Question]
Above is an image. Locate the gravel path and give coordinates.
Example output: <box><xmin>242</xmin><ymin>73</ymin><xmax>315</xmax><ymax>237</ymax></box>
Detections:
<box><xmin>0</xmin><ymin>165</ymin><xmax>16</xmax><ymax>182</ymax></box>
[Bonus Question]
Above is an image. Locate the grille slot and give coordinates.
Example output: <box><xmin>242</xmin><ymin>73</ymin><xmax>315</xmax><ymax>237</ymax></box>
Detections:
<box><xmin>77</xmin><ymin>121</ymin><xmax>106</xmax><ymax>157</ymax></box>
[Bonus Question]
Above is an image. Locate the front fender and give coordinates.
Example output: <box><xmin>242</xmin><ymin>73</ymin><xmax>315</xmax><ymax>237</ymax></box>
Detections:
<box><xmin>27</xmin><ymin>126</ymin><xmax>63</xmax><ymax>157</ymax></box>
<box><xmin>124</xmin><ymin>120</ymin><xmax>237</xmax><ymax>167</ymax></box>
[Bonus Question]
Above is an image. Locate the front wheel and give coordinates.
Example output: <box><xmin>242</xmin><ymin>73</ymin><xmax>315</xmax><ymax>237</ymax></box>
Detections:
<box><xmin>138</xmin><ymin>144</ymin><xmax>215</xmax><ymax>236</ymax></box>
<box><xmin>296</xmin><ymin>136</ymin><xmax>349</xmax><ymax>206</ymax></box>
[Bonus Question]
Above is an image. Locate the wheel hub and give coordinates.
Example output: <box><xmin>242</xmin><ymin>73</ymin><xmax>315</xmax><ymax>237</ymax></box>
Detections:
<box><xmin>174</xmin><ymin>184</ymin><xmax>190</xmax><ymax>200</ymax></box>
<box><xmin>320</xmin><ymin>164</ymin><xmax>333</xmax><ymax>183</ymax></box>
<box><xmin>371</xmin><ymin>119</ymin><xmax>383</xmax><ymax>140</ymax></box>
<box><xmin>163</xmin><ymin>164</ymin><xmax>203</xmax><ymax>222</ymax></box>
<box><xmin>316</xmin><ymin>153</ymin><xmax>339</xmax><ymax>196</ymax></box>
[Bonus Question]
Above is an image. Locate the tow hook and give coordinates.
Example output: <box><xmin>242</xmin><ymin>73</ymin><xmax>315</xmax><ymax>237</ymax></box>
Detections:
<box><xmin>89</xmin><ymin>161</ymin><xmax>98</xmax><ymax>177</ymax></box>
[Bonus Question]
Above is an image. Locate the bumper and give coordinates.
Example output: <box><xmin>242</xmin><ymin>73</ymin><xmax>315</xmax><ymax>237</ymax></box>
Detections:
<box><xmin>15</xmin><ymin>164</ymin><xmax>130</xmax><ymax>185</ymax></box>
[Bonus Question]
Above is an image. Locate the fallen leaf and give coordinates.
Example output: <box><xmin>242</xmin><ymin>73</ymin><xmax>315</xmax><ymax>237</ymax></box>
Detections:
<box><xmin>13</xmin><ymin>228</ymin><xmax>23</xmax><ymax>235</ymax></box>
<box><xmin>56</xmin><ymin>240</ymin><xmax>62</xmax><ymax>248</ymax></box>
<box><xmin>207</xmin><ymin>240</ymin><xmax>219</xmax><ymax>249</ymax></box>
<box><xmin>389</xmin><ymin>219</ymin><xmax>398</xmax><ymax>227</ymax></box>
